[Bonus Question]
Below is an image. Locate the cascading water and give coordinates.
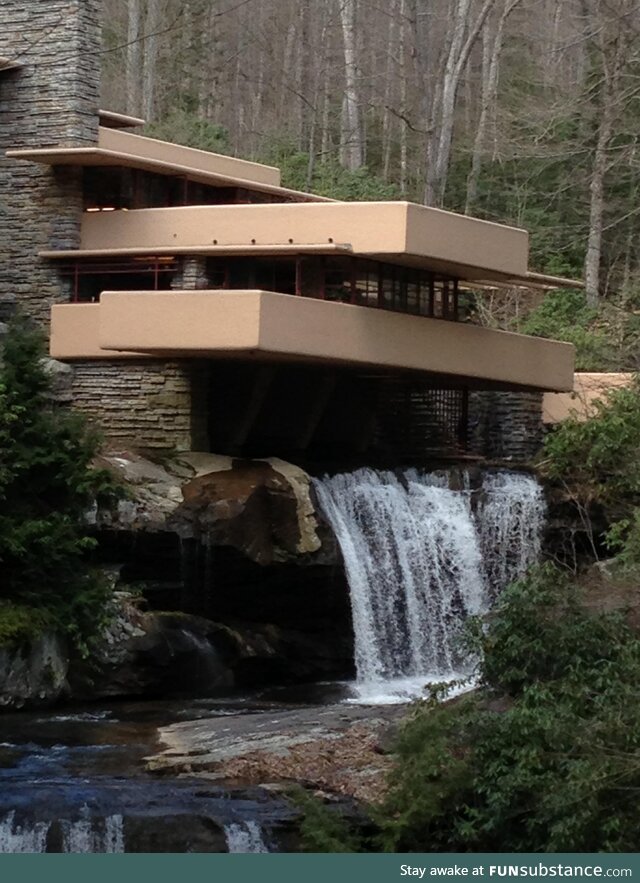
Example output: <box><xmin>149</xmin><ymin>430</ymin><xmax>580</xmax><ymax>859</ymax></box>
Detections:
<box><xmin>478</xmin><ymin>472</ymin><xmax>546</xmax><ymax>601</ymax></box>
<box><xmin>0</xmin><ymin>812</ymin><xmax>50</xmax><ymax>854</ymax></box>
<box><xmin>224</xmin><ymin>821</ymin><xmax>269</xmax><ymax>853</ymax></box>
<box><xmin>60</xmin><ymin>811</ymin><xmax>125</xmax><ymax>854</ymax></box>
<box><xmin>0</xmin><ymin>809</ymin><xmax>125</xmax><ymax>854</ymax></box>
<box><xmin>314</xmin><ymin>468</ymin><xmax>545</xmax><ymax>702</ymax></box>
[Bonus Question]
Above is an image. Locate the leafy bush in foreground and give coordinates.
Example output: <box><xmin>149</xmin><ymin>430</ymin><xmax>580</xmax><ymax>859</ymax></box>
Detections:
<box><xmin>0</xmin><ymin>319</ymin><xmax>115</xmax><ymax>649</ymax></box>
<box><xmin>379</xmin><ymin>564</ymin><xmax>640</xmax><ymax>852</ymax></box>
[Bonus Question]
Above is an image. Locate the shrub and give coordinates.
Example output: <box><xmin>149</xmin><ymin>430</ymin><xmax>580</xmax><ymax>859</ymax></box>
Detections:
<box><xmin>520</xmin><ymin>290</ymin><xmax>611</xmax><ymax>371</ymax></box>
<box><xmin>0</xmin><ymin>318</ymin><xmax>116</xmax><ymax>649</ymax></box>
<box><xmin>379</xmin><ymin>564</ymin><xmax>640</xmax><ymax>852</ymax></box>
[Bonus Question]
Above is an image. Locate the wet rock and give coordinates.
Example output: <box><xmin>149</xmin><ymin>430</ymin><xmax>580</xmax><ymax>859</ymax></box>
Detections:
<box><xmin>93</xmin><ymin>451</ymin><xmax>329</xmax><ymax>566</ymax></box>
<box><xmin>0</xmin><ymin>633</ymin><xmax>69</xmax><ymax>710</ymax></box>
<box><xmin>67</xmin><ymin>591</ymin><xmax>350</xmax><ymax>701</ymax></box>
<box><xmin>123</xmin><ymin>814</ymin><xmax>228</xmax><ymax>853</ymax></box>
<box><xmin>170</xmin><ymin>458</ymin><xmax>321</xmax><ymax>565</ymax></box>
<box><xmin>68</xmin><ymin>597</ymin><xmax>236</xmax><ymax>700</ymax></box>
<box><xmin>149</xmin><ymin>703</ymin><xmax>407</xmax><ymax>804</ymax></box>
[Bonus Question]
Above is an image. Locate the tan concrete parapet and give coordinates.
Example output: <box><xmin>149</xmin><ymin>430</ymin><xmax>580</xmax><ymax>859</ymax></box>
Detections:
<box><xmin>542</xmin><ymin>372</ymin><xmax>635</xmax><ymax>423</ymax></box>
<box><xmin>78</xmin><ymin>201</ymin><xmax>529</xmax><ymax>281</ymax></box>
<box><xmin>50</xmin><ymin>303</ymin><xmax>150</xmax><ymax>360</ymax></box>
<box><xmin>98</xmin><ymin>128</ymin><xmax>281</xmax><ymax>187</ymax></box>
<box><xmin>98</xmin><ymin>110</ymin><xmax>146</xmax><ymax>129</ymax></box>
<box><xmin>66</xmin><ymin>290</ymin><xmax>576</xmax><ymax>392</ymax></box>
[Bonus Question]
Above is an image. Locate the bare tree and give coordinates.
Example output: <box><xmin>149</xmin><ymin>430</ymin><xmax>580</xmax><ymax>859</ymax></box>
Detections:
<box><xmin>126</xmin><ymin>0</ymin><xmax>143</xmax><ymax>116</ymax></box>
<box><xmin>339</xmin><ymin>0</ymin><xmax>363</xmax><ymax>170</ymax></box>
<box><xmin>583</xmin><ymin>0</ymin><xmax>634</xmax><ymax>305</ymax></box>
<box><xmin>465</xmin><ymin>0</ymin><xmax>523</xmax><ymax>214</ymax></box>
<box><xmin>424</xmin><ymin>0</ymin><xmax>497</xmax><ymax>207</ymax></box>
<box><xmin>142</xmin><ymin>0</ymin><xmax>162</xmax><ymax>121</ymax></box>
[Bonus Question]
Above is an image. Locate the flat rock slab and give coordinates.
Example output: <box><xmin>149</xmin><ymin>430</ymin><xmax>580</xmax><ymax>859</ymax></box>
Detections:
<box><xmin>148</xmin><ymin>702</ymin><xmax>408</xmax><ymax>804</ymax></box>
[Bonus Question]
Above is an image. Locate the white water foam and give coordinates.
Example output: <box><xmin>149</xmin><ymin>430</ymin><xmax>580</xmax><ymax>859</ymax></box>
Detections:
<box><xmin>0</xmin><ymin>812</ymin><xmax>50</xmax><ymax>853</ymax></box>
<box><xmin>0</xmin><ymin>809</ymin><xmax>125</xmax><ymax>853</ymax></box>
<box><xmin>314</xmin><ymin>468</ymin><xmax>545</xmax><ymax>703</ymax></box>
<box><xmin>224</xmin><ymin>820</ymin><xmax>269</xmax><ymax>853</ymax></box>
<box><xmin>61</xmin><ymin>810</ymin><xmax>125</xmax><ymax>853</ymax></box>
<box><xmin>478</xmin><ymin>472</ymin><xmax>546</xmax><ymax>601</ymax></box>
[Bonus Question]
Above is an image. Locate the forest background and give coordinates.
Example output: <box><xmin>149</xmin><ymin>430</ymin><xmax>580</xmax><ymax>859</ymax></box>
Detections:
<box><xmin>102</xmin><ymin>0</ymin><xmax>640</xmax><ymax>369</ymax></box>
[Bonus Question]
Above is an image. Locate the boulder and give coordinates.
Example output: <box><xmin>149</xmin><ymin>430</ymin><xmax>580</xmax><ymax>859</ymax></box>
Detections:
<box><xmin>93</xmin><ymin>452</ymin><xmax>327</xmax><ymax>565</ymax></box>
<box><xmin>68</xmin><ymin>595</ymin><xmax>236</xmax><ymax>700</ymax></box>
<box><xmin>67</xmin><ymin>591</ymin><xmax>350</xmax><ymax>701</ymax></box>
<box><xmin>0</xmin><ymin>632</ymin><xmax>69</xmax><ymax>710</ymax></box>
<box><xmin>171</xmin><ymin>458</ymin><xmax>322</xmax><ymax>565</ymax></box>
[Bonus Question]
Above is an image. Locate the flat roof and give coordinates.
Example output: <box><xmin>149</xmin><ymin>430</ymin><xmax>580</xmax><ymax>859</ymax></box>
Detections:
<box><xmin>6</xmin><ymin>146</ymin><xmax>330</xmax><ymax>204</ymax></box>
<box><xmin>99</xmin><ymin>109</ymin><xmax>146</xmax><ymax>129</ymax></box>
<box><xmin>40</xmin><ymin>243</ymin><xmax>355</xmax><ymax>259</ymax></box>
<box><xmin>6</xmin><ymin>126</ymin><xmax>332</xmax><ymax>203</ymax></box>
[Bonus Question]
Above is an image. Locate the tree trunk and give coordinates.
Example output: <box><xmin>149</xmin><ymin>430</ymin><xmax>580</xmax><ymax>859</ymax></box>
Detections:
<box><xmin>424</xmin><ymin>0</ymin><xmax>496</xmax><ymax>207</ymax></box>
<box><xmin>584</xmin><ymin>14</ymin><xmax>627</xmax><ymax>306</ymax></box>
<box><xmin>142</xmin><ymin>0</ymin><xmax>161</xmax><ymax>121</ymax></box>
<box><xmin>126</xmin><ymin>0</ymin><xmax>142</xmax><ymax>117</ymax></box>
<box><xmin>465</xmin><ymin>0</ymin><xmax>522</xmax><ymax>214</ymax></box>
<box><xmin>585</xmin><ymin>98</ymin><xmax>614</xmax><ymax>306</ymax></box>
<box><xmin>339</xmin><ymin>0</ymin><xmax>363</xmax><ymax>170</ymax></box>
<box><xmin>399</xmin><ymin>0</ymin><xmax>408</xmax><ymax>194</ymax></box>
<box><xmin>381</xmin><ymin>1</ymin><xmax>398</xmax><ymax>181</ymax></box>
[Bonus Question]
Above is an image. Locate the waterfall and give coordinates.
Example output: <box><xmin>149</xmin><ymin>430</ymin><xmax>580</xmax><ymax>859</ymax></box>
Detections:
<box><xmin>0</xmin><ymin>810</ymin><xmax>125</xmax><ymax>853</ymax></box>
<box><xmin>314</xmin><ymin>468</ymin><xmax>545</xmax><ymax>701</ymax></box>
<box><xmin>224</xmin><ymin>821</ymin><xmax>269</xmax><ymax>853</ymax></box>
<box><xmin>0</xmin><ymin>812</ymin><xmax>50</xmax><ymax>854</ymax></box>
<box><xmin>60</xmin><ymin>812</ymin><xmax>125</xmax><ymax>854</ymax></box>
<box><xmin>478</xmin><ymin>472</ymin><xmax>546</xmax><ymax>601</ymax></box>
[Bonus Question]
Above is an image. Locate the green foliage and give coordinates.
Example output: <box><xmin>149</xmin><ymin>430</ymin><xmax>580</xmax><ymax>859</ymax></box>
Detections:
<box><xmin>287</xmin><ymin>786</ymin><xmax>363</xmax><ymax>853</ymax></box>
<box><xmin>0</xmin><ymin>601</ymin><xmax>53</xmax><ymax>647</ymax></box>
<box><xmin>379</xmin><ymin>564</ymin><xmax>640</xmax><ymax>852</ymax></box>
<box><xmin>540</xmin><ymin>376</ymin><xmax>640</xmax><ymax>513</ymax></box>
<box><xmin>264</xmin><ymin>142</ymin><xmax>400</xmax><ymax>201</ymax></box>
<box><xmin>520</xmin><ymin>290</ymin><xmax>612</xmax><ymax>371</ymax></box>
<box><xmin>0</xmin><ymin>318</ymin><xmax>116</xmax><ymax>648</ymax></box>
<box><xmin>605</xmin><ymin>510</ymin><xmax>640</xmax><ymax>572</ymax></box>
<box><xmin>143</xmin><ymin>109</ymin><xmax>229</xmax><ymax>154</ymax></box>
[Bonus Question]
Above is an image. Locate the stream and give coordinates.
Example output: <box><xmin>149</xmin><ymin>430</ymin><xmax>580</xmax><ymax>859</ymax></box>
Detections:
<box><xmin>0</xmin><ymin>468</ymin><xmax>546</xmax><ymax>853</ymax></box>
<box><xmin>0</xmin><ymin>691</ymin><xmax>327</xmax><ymax>854</ymax></box>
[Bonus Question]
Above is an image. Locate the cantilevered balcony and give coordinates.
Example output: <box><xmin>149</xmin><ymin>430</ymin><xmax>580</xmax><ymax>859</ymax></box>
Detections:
<box><xmin>42</xmin><ymin>201</ymin><xmax>531</xmax><ymax>285</ymax></box>
<box><xmin>50</xmin><ymin>291</ymin><xmax>575</xmax><ymax>392</ymax></box>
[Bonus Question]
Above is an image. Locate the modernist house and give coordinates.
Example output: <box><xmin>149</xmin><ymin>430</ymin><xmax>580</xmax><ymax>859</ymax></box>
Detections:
<box><xmin>0</xmin><ymin>0</ymin><xmax>576</xmax><ymax>464</ymax></box>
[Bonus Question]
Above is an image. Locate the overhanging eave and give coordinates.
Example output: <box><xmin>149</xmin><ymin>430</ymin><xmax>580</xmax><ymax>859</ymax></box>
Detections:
<box><xmin>51</xmin><ymin>291</ymin><xmax>574</xmax><ymax>392</ymax></box>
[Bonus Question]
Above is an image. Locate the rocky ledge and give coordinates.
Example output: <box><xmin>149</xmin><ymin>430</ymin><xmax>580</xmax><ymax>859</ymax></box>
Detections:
<box><xmin>148</xmin><ymin>702</ymin><xmax>407</xmax><ymax>805</ymax></box>
<box><xmin>91</xmin><ymin>450</ymin><xmax>337</xmax><ymax>566</ymax></box>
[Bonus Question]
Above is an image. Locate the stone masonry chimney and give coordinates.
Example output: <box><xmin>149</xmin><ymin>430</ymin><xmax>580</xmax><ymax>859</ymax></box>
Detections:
<box><xmin>0</xmin><ymin>0</ymin><xmax>102</xmax><ymax>323</ymax></box>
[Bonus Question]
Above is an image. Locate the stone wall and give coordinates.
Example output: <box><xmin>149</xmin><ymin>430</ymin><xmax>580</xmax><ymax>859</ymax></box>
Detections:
<box><xmin>70</xmin><ymin>360</ymin><xmax>206</xmax><ymax>451</ymax></box>
<box><xmin>170</xmin><ymin>257</ymin><xmax>210</xmax><ymax>291</ymax></box>
<box><xmin>0</xmin><ymin>0</ymin><xmax>101</xmax><ymax>324</ymax></box>
<box><xmin>469</xmin><ymin>390</ymin><xmax>544</xmax><ymax>462</ymax></box>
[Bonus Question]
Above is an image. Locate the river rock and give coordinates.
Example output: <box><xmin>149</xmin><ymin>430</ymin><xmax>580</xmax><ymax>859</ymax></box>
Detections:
<box><xmin>0</xmin><ymin>633</ymin><xmax>69</xmax><ymax>710</ymax></box>
<box><xmin>93</xmin><ymin>451</ymin><xmax>329</xmax><ymax>565</ymax></box>
<box><xmin>67</xmin><ymin>591</ymin><xmax>349</xmax><ymax>700</ymax></box>
<box><xmin>68</xmin><ymin>595</ymin><xmax>236</xmax><ymax>699</ymax></box>
<box><xmin>171</xmin><ymin>458</ymin><xmax>322</xmax><ymax>564</ymax></box>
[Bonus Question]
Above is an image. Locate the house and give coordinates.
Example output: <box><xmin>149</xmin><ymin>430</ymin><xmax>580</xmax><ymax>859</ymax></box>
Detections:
<box><xmin>0</xmin><ymin>0</ymin><xmax>576</xmax><ymax>464</ymax></box>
